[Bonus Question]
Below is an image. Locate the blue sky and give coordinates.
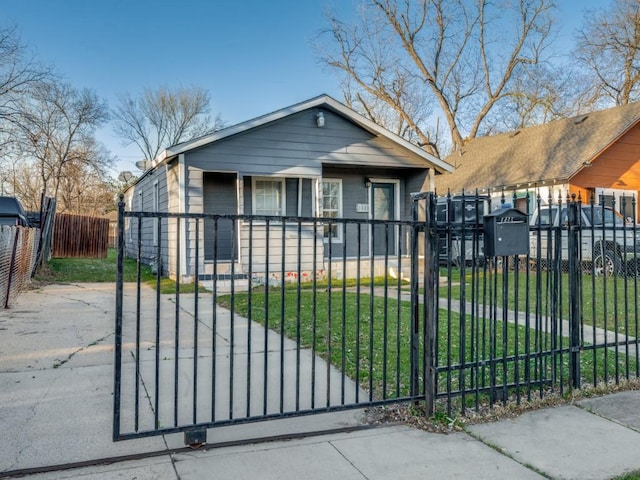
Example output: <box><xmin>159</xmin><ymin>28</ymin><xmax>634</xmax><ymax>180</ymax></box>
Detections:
<box><xmin>3</xmin><ymin>0</ymin><xmax>603</xmax><ymax>176</ymax></box>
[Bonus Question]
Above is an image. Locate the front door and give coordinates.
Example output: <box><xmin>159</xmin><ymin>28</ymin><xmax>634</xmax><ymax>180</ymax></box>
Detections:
<box><xmin>371</xmin><ymin>182</ymin><xmax>396</xmax><ymax>256</ymax></box>
<box><xmin>203</xmin><ymin>172</ymin><xmax>238</xmax><ymax>261</ymax></box>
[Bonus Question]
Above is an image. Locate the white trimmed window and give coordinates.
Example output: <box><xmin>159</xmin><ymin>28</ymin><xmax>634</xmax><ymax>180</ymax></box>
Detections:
<box><xmin>322</xmin><ymin>179</ymin><xmax>342</xmax><ymax>241</ymax></box>
<box><xmin>253</xmin><ymin>178</ymin><xmax>285</xmax><ymax>216</ymax></box>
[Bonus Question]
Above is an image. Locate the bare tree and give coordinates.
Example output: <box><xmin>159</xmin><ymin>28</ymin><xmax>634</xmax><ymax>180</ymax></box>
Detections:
<box><xmin>8</xmin><ymin>163</ymin><xmax>42</xmax><ymax>211</ymax></box>
<box><xmin>112</xmin><ymin>85</ymin><xmax>224</xmax><ymax>162</ymax></box>
<box><xmin>574</xmin><ymin>0</ymin><xmax>640</xmax><ymax>107</ymax></box>
<box><xmin>319</xmin><ymin>0</ymin><xmax>556</xmax><ymax>155</ymax></box>
<box><xmin>57</xmin><ymin>161</ymin><xmax>118</xmax><ymax>215</ymax></box>
<box><xmin>10</xmin><ymin>140</ymin><xmax>117</xmax><ymax>215</ymax></box>
<box><xmin>14</xmin><ymin>80</ymin><xmax>111</xmax><ymax>208</ymax></box>
<box><xmin>0</xmin><ymin>24</ymin><xmax>51</xmax><ymax>151</ymax></box>
<box><xmin>482</xmin><ymin>64</ymin><xmax>582</xmax><ymax>134</ymax></box>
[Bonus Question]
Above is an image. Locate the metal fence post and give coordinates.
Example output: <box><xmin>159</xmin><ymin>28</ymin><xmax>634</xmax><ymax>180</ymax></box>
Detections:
<box><xmin>424</xmin><ymin>192</ymin><xmax>438</xmax><ymax>416</ymax></box>
<box><xmin>113</xmin><ymin>194</ymin><xmax>125</xmax><ymax>441</ymax></box>
<box><xmin>410</xmin><ymin>195</ymin><xmax>421</xmax><ymax>399</ymax></box>
<box><xmin>567</xmin><ymin>194</ymin><xmax>581</xmax><ymax>388</ymax></box>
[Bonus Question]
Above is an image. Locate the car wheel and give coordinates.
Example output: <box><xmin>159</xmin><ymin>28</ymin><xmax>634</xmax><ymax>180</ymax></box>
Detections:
<box><xmin>593</xmin><ymin>251</ymin><xmax>621</xmax><ymax>277</ymax></box>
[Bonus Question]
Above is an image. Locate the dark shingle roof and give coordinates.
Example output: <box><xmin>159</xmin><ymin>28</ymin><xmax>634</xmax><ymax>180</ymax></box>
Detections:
<box><xmin>437</xmin><ymin>102</ymin><xmax>640</xmax><ymax>194</ymax></box>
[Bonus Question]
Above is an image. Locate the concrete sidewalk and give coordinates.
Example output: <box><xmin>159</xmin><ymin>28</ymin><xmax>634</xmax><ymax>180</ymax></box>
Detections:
<box><xmin>2</xmin><ymin>284</ymin><xmax>640</xmax><ymax>479</ymax></box>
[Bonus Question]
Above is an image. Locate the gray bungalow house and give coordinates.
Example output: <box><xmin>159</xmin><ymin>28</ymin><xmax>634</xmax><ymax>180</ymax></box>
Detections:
<box><xmin>123</xmin><ymin>94</ymin><xmax>452</xmax><ymax>283</ymax></box>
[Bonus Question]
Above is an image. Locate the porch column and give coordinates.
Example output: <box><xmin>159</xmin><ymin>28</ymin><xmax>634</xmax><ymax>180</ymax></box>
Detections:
<box><xmin>427</xmin><ymin>168</ymin><xmax>435</xmax><ymax>192</ymax></box>
<box><xmin>179</xmin><ymin>153</ymin><xmax>188</xmax><ymax>280</ymax></box>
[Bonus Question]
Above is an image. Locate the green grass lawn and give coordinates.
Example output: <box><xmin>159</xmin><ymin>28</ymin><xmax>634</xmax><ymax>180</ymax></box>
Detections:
<box><xmin>35</xmin><ymin>248</ymin><xmax>202</xmax><ymax>293</ymax></box>
<box><xmin>35</xmin><ymin>248</ymin><xmax>154</xmax><ymax>283</ymax></box>
<box><xmin>446</xmin><ymin>267</ymin><xmax>640</xmax><ymax>337</ymax></box>
<box><xmin>613</xmin><ymin>471</ymin><xmax>640</xmax><ymax>480</ymax></box>
<box><xmin>217</xmin><ymin>287</ymin><xmax>634</xmax><ymax>408</ymax></box>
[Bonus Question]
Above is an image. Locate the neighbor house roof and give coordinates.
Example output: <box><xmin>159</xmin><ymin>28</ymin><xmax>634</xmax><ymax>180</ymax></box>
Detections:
<box><xmin>153</xmin><ymin>94</ymin><xmax>454</xmax><ymax>175</ymax></box>
<box><xmin>437</xmin><ymin>102</ymin><xmax>640</xmax><ymax>194</ymax></box>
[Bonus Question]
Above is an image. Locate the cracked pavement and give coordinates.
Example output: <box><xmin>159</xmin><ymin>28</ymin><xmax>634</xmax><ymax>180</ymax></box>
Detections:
<box><xmin>0</xmin><ymin>284</ymin><xmax>115</xmax><ymax>372</ymax></box>
<box><xmin>0</xmin><ymin>283</ymin><xmax>166</xmax><ymax>473</ymax></box>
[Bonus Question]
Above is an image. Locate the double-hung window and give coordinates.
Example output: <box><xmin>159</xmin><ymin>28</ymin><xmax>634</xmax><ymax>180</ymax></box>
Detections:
<box><xmin>322</xmin><ymin>179</ymin><xmax>342</xmax><ymax>241</ymax></box>
<box><xmin>253</xmin><ymin>178</ymin><xmax>285</xmax><ymax>216</ymax></box>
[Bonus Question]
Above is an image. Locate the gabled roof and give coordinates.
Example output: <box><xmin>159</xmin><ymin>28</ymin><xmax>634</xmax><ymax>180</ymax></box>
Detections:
<box><xmin>154</xmin><ymin>94</ymin><xmax>453</xmax><ymax>174</ymax></box>
<box><xmin>437</xmin><ymin>102</ymin><xmax>640</xmax><ymax>193</ymax></box>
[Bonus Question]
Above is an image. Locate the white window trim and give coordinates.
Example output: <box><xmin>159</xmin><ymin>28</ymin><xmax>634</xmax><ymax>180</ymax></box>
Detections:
<box><xmin>321</xmin><ymin>178</ymin><xmax>343</xmax><ymax>242</ymax></box>
<box><xmin>251</xmin><ymin>177</ymin><xmax>286</xmax><ymax>217</ymax></box>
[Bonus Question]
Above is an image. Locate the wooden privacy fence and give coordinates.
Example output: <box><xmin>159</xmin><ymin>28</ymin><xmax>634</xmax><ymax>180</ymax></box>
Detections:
<box><xmin>53</xmin><ymin>213</ymin><xmax>109</xmax><ymax>258</ymax></box>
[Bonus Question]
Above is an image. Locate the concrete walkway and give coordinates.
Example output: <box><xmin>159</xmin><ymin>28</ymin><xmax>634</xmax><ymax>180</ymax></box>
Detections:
<box><xmin>2</xmin><ymin>284</ymin><xmax>640</xmax><ymax>479</ymax></box>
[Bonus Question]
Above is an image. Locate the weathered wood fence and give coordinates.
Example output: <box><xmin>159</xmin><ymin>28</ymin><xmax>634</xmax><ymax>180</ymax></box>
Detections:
<box><xmin>53</xmin><ymin>213</ymin><xmax>109</xmax><ymax>258</ymax></box>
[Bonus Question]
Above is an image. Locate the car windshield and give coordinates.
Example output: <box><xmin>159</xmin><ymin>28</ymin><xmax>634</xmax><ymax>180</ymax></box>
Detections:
<box><xmin>582</xmin><ymin>206</ymin><xmax>624</xmax><ymax>226</ymax></box>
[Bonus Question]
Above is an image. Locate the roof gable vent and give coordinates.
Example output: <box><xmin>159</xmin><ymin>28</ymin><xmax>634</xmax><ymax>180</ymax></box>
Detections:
<box><xmin>574</xmin><ymin>115</ymin><xmax>589</xmax><ymax>124</ymax></box>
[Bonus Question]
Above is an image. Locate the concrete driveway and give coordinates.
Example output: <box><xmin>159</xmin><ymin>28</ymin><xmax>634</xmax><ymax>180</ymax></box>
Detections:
<box><xmin>0</xmin><ymin>282</ymin><xmax>366</xmax><ymax>474</ymax></box>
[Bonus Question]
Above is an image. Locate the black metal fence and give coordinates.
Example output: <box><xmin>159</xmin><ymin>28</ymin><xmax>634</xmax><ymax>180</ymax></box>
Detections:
<box><xmin>114</xmin><ymin>191</ymin><xmax>640</xmax><ymax>442</ymax></box>
<box><xmin>428</xmin><ymin>191</ymin><xmax>640</xmax><ymax>417</ymax></box>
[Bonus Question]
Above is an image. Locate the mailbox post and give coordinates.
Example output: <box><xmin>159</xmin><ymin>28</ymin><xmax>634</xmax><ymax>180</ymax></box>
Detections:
<box><xmin>483</xmin><ymin>208</ymin><xmax>529</xmax><ymax>257</ymax></box>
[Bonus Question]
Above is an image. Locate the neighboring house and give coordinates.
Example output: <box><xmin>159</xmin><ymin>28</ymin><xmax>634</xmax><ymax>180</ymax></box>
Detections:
<box><xmin>437</xmin><ymin>102</ymin><xmax>640</xmax><ymax>217</ymax></box>
<box><xmin>123</xmin><ymin>94</ymin><xmax>453</xmax><ymax>282</ymax></box>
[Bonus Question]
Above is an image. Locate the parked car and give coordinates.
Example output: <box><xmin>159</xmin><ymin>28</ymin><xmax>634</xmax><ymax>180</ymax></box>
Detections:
<box><xmin>436</xmin><ymin>194</ymin><xmax>490</xmax><ymax>266</ymax></box>
<box><xmin>0</xmin><ymin>196</ymin><xmax>30</xmax><ymax>227</ymax></box>
<box><xmin>529</xmin><ymin>203</ymin><xmax>640</xmax><ymax>276</ymax></box>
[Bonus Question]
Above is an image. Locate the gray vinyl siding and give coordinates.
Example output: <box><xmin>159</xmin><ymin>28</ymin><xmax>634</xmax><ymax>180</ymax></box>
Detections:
<box><xmin>184</xmin><ymin>109</ymin><xmax>427</xmax><ymax>176</ymax></box>
<box><xmin>400</xmin><ymin>170</ymin><xmax>428</xmax><ymax>219</ymax></box>
<box><xmin>165</xmin><ymin>161</ymin><xmax>181</xmax><ymax>278</ymax></box>
<box><xmin>123</xmin><ymin>164</ymin><xmax>171</xmax><ymax>277</ymax></box>
<box><xmin>238</xmin><ymin>223</ymin><xmax>324</xmax><ymax>276</ymax></box>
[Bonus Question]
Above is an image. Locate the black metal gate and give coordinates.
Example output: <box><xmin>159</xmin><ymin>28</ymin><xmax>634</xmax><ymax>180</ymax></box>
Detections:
<box><xmin>113</xmin><ymin>195</ymin><xmax>429</xmax><ymax>442</ymax></box>
<box><xmin>114</xmin><ymin>191</ymin><xmax>640</xmax><ymax>442</ymax></box>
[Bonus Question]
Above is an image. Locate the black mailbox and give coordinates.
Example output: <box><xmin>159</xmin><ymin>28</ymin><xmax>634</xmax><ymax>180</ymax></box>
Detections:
<box><xmin>483</xmin><ymin>208</ymin><xmax>529</xmax><ymax>257</ymax></box>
